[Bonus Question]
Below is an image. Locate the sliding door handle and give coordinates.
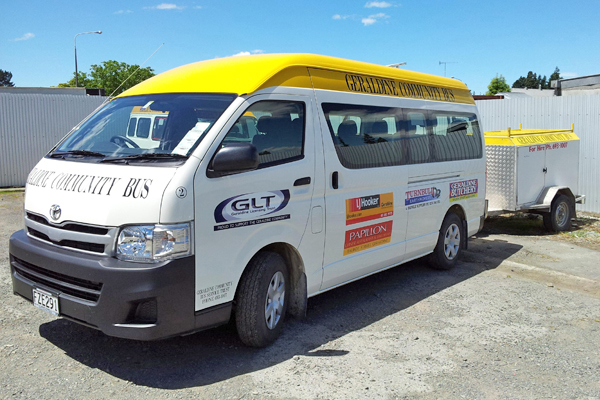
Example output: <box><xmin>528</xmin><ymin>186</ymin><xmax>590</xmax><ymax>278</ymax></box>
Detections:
<box><xmin>332</xmin><ymin>171</ymin><xmax>339</xmax><ymax>189</ymax></box>
<box><xmin>293</xmin><ymin>177</ymin><xmax>311</xmax><ymax>186</ymax></box>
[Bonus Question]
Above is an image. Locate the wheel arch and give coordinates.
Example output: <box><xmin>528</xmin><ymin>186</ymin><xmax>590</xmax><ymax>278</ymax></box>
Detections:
<box><xmin>235</xmin><ymin>242</ymin><xmax>307</xmax><ymax>319</ymax></box>
<box><xmin>442</xmin><ymin>204</ymin><xmax>468</xmax><ymax>249</ymax></box>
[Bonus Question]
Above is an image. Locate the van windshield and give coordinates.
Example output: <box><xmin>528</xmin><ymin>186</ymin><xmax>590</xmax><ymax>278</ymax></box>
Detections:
<box><xmin>51</xmin><ymin>93</ymin><xmax>237</xmax><ymax>163</ymax></box>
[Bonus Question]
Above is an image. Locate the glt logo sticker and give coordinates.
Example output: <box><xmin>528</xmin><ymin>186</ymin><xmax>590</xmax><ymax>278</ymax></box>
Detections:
<box><xmin>214</xmin><ymin>190</ymin><xmax>290</xmax><ymax>223</ymax></box>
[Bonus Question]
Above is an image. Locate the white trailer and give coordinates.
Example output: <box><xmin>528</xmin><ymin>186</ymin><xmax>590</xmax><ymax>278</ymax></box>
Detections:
<box><xmin>485</xmin><ymin>124</ymin><xmax>585</xmax><ymax>231</ymax></box>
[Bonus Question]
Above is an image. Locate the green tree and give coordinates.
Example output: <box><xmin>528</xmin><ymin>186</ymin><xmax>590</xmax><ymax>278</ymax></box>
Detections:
<box><xmin>1</xmin><ymin>69</ymin><xmax>15</xmax><ymax>87</ymax></box>
<box><xmin>486</xmin><ymin>74</ymin><xmax>511</xmax><ymax>95</ymax></box>
<box><xmin>513</xmin><ymin>67</ymin><xmax>561</xmax><ymax>89</ymax></box>
<box><xmin>58</xmin><ymin>60</ymin><xmax>155</xmax><ymax>96</ymax></box>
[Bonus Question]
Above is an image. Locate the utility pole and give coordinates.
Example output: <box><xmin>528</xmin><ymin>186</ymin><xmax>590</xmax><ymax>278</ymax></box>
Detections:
<box><xmin>439</xmin><ymin>61</ymin><xmax>457</xmax><ymax>77</ymax></box>
<box><xmin>74</xmin><ymin>31</ymin><xmax>102</xmax><ymax>87</ymax></box>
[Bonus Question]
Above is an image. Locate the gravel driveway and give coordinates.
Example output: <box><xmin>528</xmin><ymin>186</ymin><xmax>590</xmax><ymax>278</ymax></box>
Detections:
<box><xmin>1</xmin><ymin>191</ymin><xmax>599</xmax><ymax>399</ymax></box>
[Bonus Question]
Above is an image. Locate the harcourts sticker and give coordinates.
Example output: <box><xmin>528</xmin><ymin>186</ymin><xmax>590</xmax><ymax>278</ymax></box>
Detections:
<box><xmin>346</xmin><ymin>193</ymin><xmax>394</xmax><ymax>225</ymax></box>
<box><xmin>449</xmin><ymin>179</ymin><xmax>478</xmax><ymax>202</ymax></box>
<box><xmin>214</xmin><ymin>190</ymin><xmax>290</xmax><ymax>231</ymax></box>
<box><xmin>405</xmin><ymin>187</ymin><xmax>441</xmax><ymax>209</ymax></box>
<box><xmin>344</xmin><ymin>220</ymin><xmax>393</xmax><ymax>256</ymax></box>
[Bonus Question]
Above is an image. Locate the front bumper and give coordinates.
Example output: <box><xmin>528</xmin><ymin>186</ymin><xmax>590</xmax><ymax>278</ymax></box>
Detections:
<box><xmin>9</xmin><ymin>229</ymin><xmax>231</xmax><ymax>340</ymax></box>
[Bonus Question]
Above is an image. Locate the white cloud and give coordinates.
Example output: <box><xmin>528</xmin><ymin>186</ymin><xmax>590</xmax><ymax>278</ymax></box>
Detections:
<box><xmin>114</xmin><ymin>9</ymin><xmax>132</xmax><ymax>14</ymax></box>
<box><xmin>193</xmin><ymin>5</ymin><xmax>202</xmax><ymax>9</ymax></box>
<box><xmin>362</xmin><ymin>13</ymin><xmax>389</xmax><ymax>26</ymax></box>
<box><xmin>144</xmin><ymin>3</ymin><xmax>185</xmax><ymax>10</ymax></box>
<box><xmin>13</xmin><ymin>33</ymin><xmax>35</xmax><ymax>41</ymax></box>
<box><xmin>332</xmin><ymin>14</ymin><xmax>352</xmax><ymax>20</ymax></box>
<box><xmin>365</xmin><ymin>1</ymin><xmax>392</xmax><ymax>8</ymax></box>
<box><xmin>231</xmin><ymin>50</ymin><xmax>264</xmax><ymax>57</ymax></box>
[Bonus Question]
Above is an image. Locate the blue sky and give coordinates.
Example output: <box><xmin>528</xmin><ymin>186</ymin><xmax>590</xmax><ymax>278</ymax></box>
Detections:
<box><xmin>2</xmin><ymin>0</ymin><xmax>599</xmax><ymax>95</ymax></box>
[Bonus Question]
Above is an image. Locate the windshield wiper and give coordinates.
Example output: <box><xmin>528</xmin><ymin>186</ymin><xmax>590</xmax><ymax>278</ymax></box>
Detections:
<box><xmin>50</xmin><ymin>150</ymin><xmax>106</xmax><ymax>158</ymax></box>
<box><xmin>101</xmin><ymin>153</ymin><xmax>188</xmax><ymax>163</ymax></box>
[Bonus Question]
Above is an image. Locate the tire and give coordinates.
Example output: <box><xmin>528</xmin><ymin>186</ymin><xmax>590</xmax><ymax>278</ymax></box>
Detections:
<box><xmin>235</xmin><ymin>251</ymin><xmax>289</xmax><ymax>347</ymax></box>
<box><xmin>429</xmin><ymin>213</ymin><xmax>464</xmax><ymax>270</ymax></box>
<box><xmin>547</xmin><ymin>194</ymin><xmax>573</xmax><ymax>232</ymax></box>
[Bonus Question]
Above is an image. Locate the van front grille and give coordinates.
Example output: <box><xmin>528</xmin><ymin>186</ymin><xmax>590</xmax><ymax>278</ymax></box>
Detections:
<box><xmin>12</xmin><ymin>256</ymin><xmax>103</xmax><ymax>302</ymax></box>
<box><xmin>26</xmin><ymin>212</ymin><xmax>109</xmax><ymax>235</ymax></box>
<box><xmin>28</xmin><ymin>228</ymin><xmax>105</xmax><ymax>254</ymax></box>
<box><xmin>24</xmin><ymin>212</ymin><xmax>116</xmax><ymax>256</ymax></box>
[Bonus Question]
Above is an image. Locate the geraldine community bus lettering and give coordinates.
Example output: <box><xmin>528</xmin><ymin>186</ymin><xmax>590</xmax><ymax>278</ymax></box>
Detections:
<box><xmin>344</xmin><ymin>73</ymin><xmax>456</xmax><ymax>102</ymax></box>
<box><xmin>26</xmin><ymin>168</ymin><xmax>152</xmax><ymax>199</ymax></box>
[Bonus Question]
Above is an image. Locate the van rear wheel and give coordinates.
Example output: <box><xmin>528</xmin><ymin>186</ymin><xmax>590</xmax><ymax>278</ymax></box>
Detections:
<box><xmin>429</xmin><ymin>213</ymin><xmax>463</xmax><ymax>270</ymax></box>
<box><xmin>235</xmin><ymin>252</ymin><xmax>289</xmax><ymax>347</ymax></box>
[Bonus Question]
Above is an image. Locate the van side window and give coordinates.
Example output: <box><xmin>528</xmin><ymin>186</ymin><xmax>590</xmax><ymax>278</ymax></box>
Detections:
<box><xmin>152</xmin><ymin>116</ymin><xmax>167</xmax><ymax>141</ymax></box>
<box><xmin>430</xmin><ymin>112</ymin><xmax>482</xmax><ymax>162</ymax></box>
<box><xmin>322</xmin><ymin>103</ymin><xmax>404</xmax><ymax>169</ymax></box>
<box><xmin>136</xmin><ymin>117</ymin><xmax>151</xmax><ymax>138</ymax></box>
<box><xmin>127</xmin><ymin>118</ymin><xmax>137</xmax><ymax>137</ymax></box>
<box><xmin>405</xmin><ymin>111</ymin><xmax>431</xmax><ymax>164</ymax></box>
<box><xmin>221</xmin><ymin>101</ymin><xmax>305</xmax><ymax>168</ymax></box>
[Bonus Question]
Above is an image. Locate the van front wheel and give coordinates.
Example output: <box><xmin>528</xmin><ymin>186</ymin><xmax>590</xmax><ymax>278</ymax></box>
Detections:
<box><xmin>429</xmin><ymin>213</ymin><xmax>463</xmax><ymax>270</ymax></box>
<box><xmin>235</xmin><ymin>252</ymin><xmax>289</xmax><ymax>347</ymax></box>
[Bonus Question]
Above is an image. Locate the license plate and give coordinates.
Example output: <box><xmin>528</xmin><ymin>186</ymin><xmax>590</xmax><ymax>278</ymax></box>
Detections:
<box><xmin>32</xmin><ymin>288</ymin><xmax>60</xmax><ymax>316</ymax></box>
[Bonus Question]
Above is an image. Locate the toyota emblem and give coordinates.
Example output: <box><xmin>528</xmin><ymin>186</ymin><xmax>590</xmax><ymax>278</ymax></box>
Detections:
<box><xmin>49</xmin><ymin>204</ymin><xmax>61</xmax><ymax>221</ymax></box>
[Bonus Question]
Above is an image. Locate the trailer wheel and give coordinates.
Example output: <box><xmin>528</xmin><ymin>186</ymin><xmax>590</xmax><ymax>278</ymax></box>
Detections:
<box><xmin>429</xmin><ymin>213</ymin><xmax>464</xmax><ymax>270</ymax></box>
<box><xmin>235</xmin><ymin>252</ymin><xmax>289</xmax><ymax>347</ymax></box>
<box><xmin>545</xmin><ymin>194</ymin><xmax>573</xmax><ymax>232</ymax></box>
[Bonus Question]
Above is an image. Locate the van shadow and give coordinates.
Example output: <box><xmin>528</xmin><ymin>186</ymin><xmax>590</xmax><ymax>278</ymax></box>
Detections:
<box><xmin>39</xmin><ymin>239</ymin><xmax>522</xmax><ymax>389</ymax></box>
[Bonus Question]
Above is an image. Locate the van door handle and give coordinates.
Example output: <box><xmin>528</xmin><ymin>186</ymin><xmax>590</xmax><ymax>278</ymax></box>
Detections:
<box><xmin>332</xmin><ymin>171</ymin><xmax>339</xmax><ymax>189</ymax></box>
<box><xmin>293</xmin><ymin>177</ymin><xmax>311</xmax><ymax>186</ymax></box>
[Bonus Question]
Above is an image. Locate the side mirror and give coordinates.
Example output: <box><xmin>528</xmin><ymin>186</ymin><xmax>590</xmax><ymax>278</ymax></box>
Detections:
<box><xmin>211</xmin><ymin>143</ymin><xmax>259</xmax><ymax>175</ymax></box>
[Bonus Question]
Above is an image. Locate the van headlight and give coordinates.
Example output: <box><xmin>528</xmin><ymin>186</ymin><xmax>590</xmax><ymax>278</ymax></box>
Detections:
<box><xmin>116</xmin><ymin>223</ymin><xmax>192</xmax><ymax>263</ymax></box>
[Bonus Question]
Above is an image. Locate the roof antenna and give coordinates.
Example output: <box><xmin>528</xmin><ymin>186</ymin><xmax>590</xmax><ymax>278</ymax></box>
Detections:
<box><xmin>105</xmin><ymin>43</ymin><xmax>165</xmax><ymax>100</ymax></box>
<box><xmin>439</xmin><ymin>61</ymin><xmax>457</xmax><ymax>77</ymax></box>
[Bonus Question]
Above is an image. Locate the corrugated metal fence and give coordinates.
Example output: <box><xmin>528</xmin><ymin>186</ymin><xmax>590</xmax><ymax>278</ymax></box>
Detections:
<box><xmin>0</xmin><ymin>93</ymin><xmax>107</xmax><ymax>187</ymax></box>
<box><xmin>476</xmin><ymin>95</ymin><xmax>600</xmax><ymax>213</ymax></box>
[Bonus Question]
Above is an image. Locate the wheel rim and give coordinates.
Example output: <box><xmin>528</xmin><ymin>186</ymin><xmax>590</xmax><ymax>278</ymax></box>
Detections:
<box><xmin>444</xmin><ymin>223</ymin><xmax>461</xmax><ymax>260</ymax></box>
<box><xmin>555</xmin><ymin>202</ymin><xmax>569</xmax><ymax>227</ymax></box>
<box><xmin>264</xmin><ymin>271</ymin><xmax>285</xmax><ymax>330</ymax></box>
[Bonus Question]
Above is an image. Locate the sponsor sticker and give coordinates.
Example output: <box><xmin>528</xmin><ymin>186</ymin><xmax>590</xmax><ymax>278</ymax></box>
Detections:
<box><xmin>405</xmin><ymin>186</ymin><xmax>441</xmax><ymax>209</ymax></box>
<box><xmin>346</xmin><ymin>192</ymin><xmax>394</xmax><ymax>225</ymax></box>
<box><xmin>449</xmin><ymin>179</ymin><xmax>478</xmax><ymax>202</ymax></box>
<box><xmin>214</xmin><ymin>190</ymin><xmax>290</xmax><ymax>230</ymax></box>
<box><xmin>343</xmin><ymin>220</ymin><xmax>393</xmax><ymax>256</ymax></box>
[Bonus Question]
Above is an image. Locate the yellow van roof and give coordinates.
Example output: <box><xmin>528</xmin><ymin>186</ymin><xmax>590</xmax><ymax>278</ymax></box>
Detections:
<box><xmin>119</xmin><ymin>53</ymin><xmax>474</xmax><ymax>104</ymax></box>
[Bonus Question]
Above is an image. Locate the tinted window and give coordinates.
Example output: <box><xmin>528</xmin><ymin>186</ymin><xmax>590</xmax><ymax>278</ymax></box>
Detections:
<box><xmin>405</xmin><ymin>110</ymin><xmax>431</xmax><ymax>164</ymax></box>
<box><xmin>322</xmin><ymin>103</ymin><xmax>404</xmax><ymax>169</ymax></box>
<box><xmin>430</xmin><ymin>112</ymin><xmax>482</xmax><ymax>161</ymax></box>
<box><xmin>221</xmin><ymin>101</ymin><xmax>305</xmax><ymax>168</ymax></box>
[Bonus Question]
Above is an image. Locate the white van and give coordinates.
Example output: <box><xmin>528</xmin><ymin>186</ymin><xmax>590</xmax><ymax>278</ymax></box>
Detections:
<box><xmin>10</xmin><ymin>54</ymin><xmax>486</xmax><ymax>347</ymax></box>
